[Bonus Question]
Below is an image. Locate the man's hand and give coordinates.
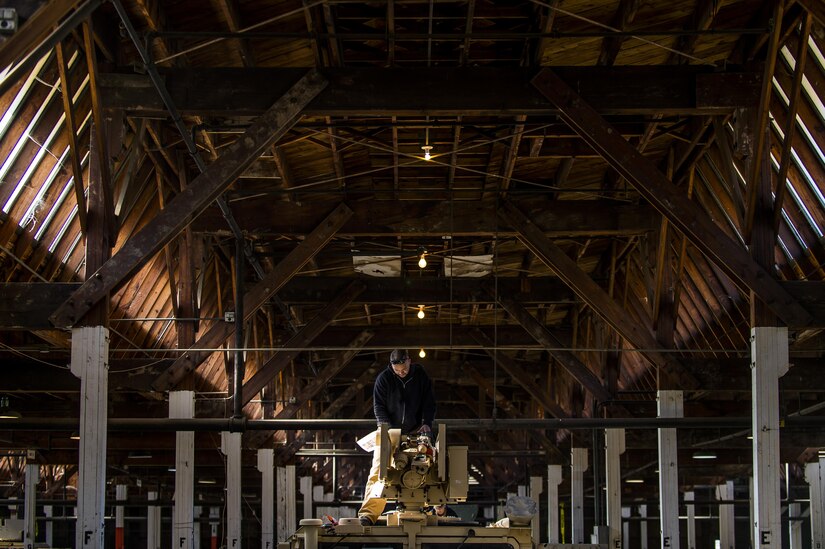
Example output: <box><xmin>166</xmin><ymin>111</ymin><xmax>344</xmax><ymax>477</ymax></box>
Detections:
<box><xmin>417</xmin><ymin>424</ymin><xmax>432</xmax><ymax>435</ymax></box>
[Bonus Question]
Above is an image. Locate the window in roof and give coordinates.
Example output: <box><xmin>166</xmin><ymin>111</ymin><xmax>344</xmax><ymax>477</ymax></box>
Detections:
<box><xmin>771</xmin><ymin>117</ymin><xmax>825</xmax><ymax>237</ymax></box>
<box><xmin>49</xmin><ymin>203</ymin><xmax>79</xmax><ymax>255</ymax></box>
<box><xmin>35</xmin><ymin>150</ymin><xmax>90</xmax><ymax>243</ymax></box>
<box><xmin>0</xmin><ymin>52</ymin><xmax>51</xmax><ymax>143</ymax></box>
<box><xmin>780</xmin><ymin>45</ymin><xmax>825</xmax><ymax>128</ymax></box>
<box><xmin>1</xmin><ymin>73</ymin><xmax>90</xmax><ymax>214</ymax></box>
<box><xmin>770</xmin><ymin>151</ymin><xmax>817</xmax><ymax>245</ymax></box>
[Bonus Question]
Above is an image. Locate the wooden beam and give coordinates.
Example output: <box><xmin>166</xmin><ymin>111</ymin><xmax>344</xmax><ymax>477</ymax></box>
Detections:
<box><xmin>470</xmin><ymin>328</ymin><xmax>568</xmax><ymax>418</ymax></box>
<box><xmin>492</xmin><ymin>291</ymin><xmax>611</xmax><ymax>402</ymax></box>
<box><xmin>98</xmin><ymin>66</ymin><xmax>761</xmax><ymax>117</ymax></box>
<box><xmin>531</xmin><ymin>68</ymin><xmax>814</xmax><ymax>328</ymax></box>
<box><xmin>152</xmin><ymin>202</ymin><xmax>353</xmax><ymax>390</ymax></box>
<box><xmin>192</xmin><ymin>199</ymin><xmax>657</xmax><ymax>237</ymax></box>
<box><xmin>797</xmin><ymin>0</ymin><xmax>825</xmax><ymax>26</ymax></box>
<box><xmin>49</xmin><ymin>70</ymin><xmax>327</xmax><ymax>327</ymax></box>
<box><xmin>499</xmin><ymin>201</ymin><xmax>699</xmax><ymax>390</ymax></box>
<box><xmin>240</xmin><ymin>280</ymin><xmax>366</xmax><ymax>406</ymax></box>
<box><xmin>0</xmin><ymin>0</ymin><xmax>78</xmax><ymax>71</ymax></box>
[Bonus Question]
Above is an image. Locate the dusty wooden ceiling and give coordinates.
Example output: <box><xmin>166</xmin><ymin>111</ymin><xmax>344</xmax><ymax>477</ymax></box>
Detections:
<box><xmin>0</xmin><ymin>0</ymin><xmax>824</xmax><ymax>500</ymax></box>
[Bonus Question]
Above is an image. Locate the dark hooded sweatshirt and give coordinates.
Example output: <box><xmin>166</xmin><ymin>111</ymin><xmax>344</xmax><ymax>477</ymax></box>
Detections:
<box><xmin>373</xmin><ymin>362</ymin><xmax>436</xmax><ymax>434</ymax></box>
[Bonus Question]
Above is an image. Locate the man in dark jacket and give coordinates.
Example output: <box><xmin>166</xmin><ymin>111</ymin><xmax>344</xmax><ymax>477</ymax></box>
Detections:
<box><xmin>358</xmin><ymin>349</ymin><xmax>436</xmax><ymax>525</ymax></box>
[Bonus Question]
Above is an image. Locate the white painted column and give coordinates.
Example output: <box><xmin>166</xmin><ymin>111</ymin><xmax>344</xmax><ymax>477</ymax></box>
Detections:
<box><xmin>751</xmin><ymin>327</ymin><xmax>787</xmax><ymax>548</ymax></box>
<box><xmin>571</xmin><ymin>447</ymin><xmax>588</xmax><ymax>544</ymax></box>
<box><xmin>605</xmin><ymin>428</ymin><xmax>625</xmax><ymax>549</ymax></box>
<box><xmin>547</xmin><ymin>465</ymin><xmax>563</xmax><ymax>543</ymax></box>
<box><xmin>299</xmin><ymin>476</ymin><xmax>313</xmax><ymax>520</ymax></box>
<box><xmin>258</xmin><ymin>449</ymin><xmax>275</xmax><ymax>549</ymax></box>
<box><xmin>685</xmin><ymin>491</ymin><xmax>696</xmax><ymax>549</ymax></box>
<box><xmin>788</xmin><ymin>502</ymin><xmax>802</xmax><ymax>549</ymax></box>
<box><xmin>717</xmin><ymin>481</ymin><xmax>735</xmax><ymax>549</ymax></box>
<box><xmin>23</xmin><ymin>458</ymin><xmax>37</xmax><ymax>549</ymax></box>
<box><xmin>657</xmin><ymin>390</ymin><xmax>682</xmax><ymax>549</ymax></box>
<box><xmin>71</xmin><ymin>326</ymin><xmax>109</xmax><ymax>549</ymax></box>
<box><xmin>529</xmin><ymin>476</ymin><xmax>543</xmax><ymax>543</ymax></box>
<box><xmin>194</xmin><ymin>506</ymin><xmax>201</xmax><ymax>549</ymax></box>
<box><xmin>806</xmin><ymin>460</ymin><xmax>825</xmax><ymax>548</ymax></box>
<box><xmin>43</xmin><ymin>505</ymin><xmax>53</xmax><ymax>548</ymax></box>
<box><xmin>172</xmin><ymin>391</ymin><xmax>195</xmax><ymax>549</ymax></box>
<box><xmin>638</xmin><ymin>504</ymin><xmax>648</xmax><ymax>549</ymax></box>
<box><xmin>277</xmin><ymin>465</ymin><xmax>296</xmax><ymax>543</ymax></box>
<box><xmin>115</xmin><ymin>484</ymin><xmax>127</xmax><ymax>549</ymax></box>
<box><xmin>221</xmin><ymin>432</ymin><xmax>242</xmax><ymax>549</ymax></box>
<box><xmin>147</xmin><ymin>491</ymin><xmax>161</xmax><ymax>549</ymax></box>
<box><xmin>621</xmin><ymin>507</ymin><xmax>630</xmax><ymax>549</ymax></box>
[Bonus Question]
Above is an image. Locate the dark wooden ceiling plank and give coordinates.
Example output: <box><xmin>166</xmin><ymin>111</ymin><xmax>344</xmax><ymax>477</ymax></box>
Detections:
<box><xmin>192</xmin><ymin>199</ymin><xmax>657</xmax><ymax>237</ymax></box>
<box><xmin>152</xmin><ymin>202</ymin><xmax>353</xmax><ymax>390</ymax></box>
<box><xmin>49</xmin><ymin>70</ymin><xmax>328</xmax><ymax>327</ymax></box>
<box><xmin>0</xmin><ymin>0</ymin><xmax>80</xmax><ymax>73</ymax></box>
<box><xmin>470</xmin><ymin>328</ymin><xmax>568</xmax><ymax>418</ymax></box>
<box><xmin>240</xmin><ymin>280</ymin><xmax>366</xmax><ymax>406</ymax></box>
<box><xmin>491</xmin><ymin>290</ymin><xmax>611</xmax><ymax>402</ymax></box>
<box><xmin>499</xmin><ymin>201</ymin><xmax>700</xmax><ymax>390</ymax></box>
<box><xmin>531</xmin><ymin>68</ymin><xmax>814</xmax><ymax>328</ymax></box>
<box><xmin>98</xmin><ymin>66</ymin><xmax>761</xmax><ymax>117</ymax></box>
<box><xmin>596</xmin><ymin>0</ymin><xmax>641</xmax><ymax>67</ymax></box>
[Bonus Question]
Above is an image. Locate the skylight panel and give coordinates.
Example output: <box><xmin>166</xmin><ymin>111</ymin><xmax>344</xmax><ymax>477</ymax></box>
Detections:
<box><xmin>770</xmin><ymin>152</ymin><xmax>812</xmax><ymax>245</ymax></box>
<box><xmin>34</xmin><ymin>150</ymin><xmax>89</xmax><ymax>242</ymax></box>
<box><xmin>19</xmin><ymin>145</ymin><xmax>69</xmax><ymax>232</ymax></box>
<box><xmin>49</xmin><ymin>204</ymin><xmax>78</xmax><ymax>254</ymax></box>
<box><xmin>0</xmin><ymin>53</ymin><xmax>51</xmax><ymax>143</ymax></box>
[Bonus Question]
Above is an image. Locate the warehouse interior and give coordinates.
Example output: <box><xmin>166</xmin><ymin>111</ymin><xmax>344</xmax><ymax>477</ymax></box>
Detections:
<box><xmin>1</xmin><ymin>0</ymin><xmax>825</xmax><ymax>547</ymax></box>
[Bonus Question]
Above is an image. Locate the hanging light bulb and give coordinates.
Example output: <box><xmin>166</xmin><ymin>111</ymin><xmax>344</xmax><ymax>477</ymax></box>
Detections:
<box><xmin>419</xmin><ymin>348</ymin><xmax>426</xmax><ymax>358</ymax></box>
<box><xmin>421</xmin><ymin>144</ymin><xmax>433</xmax><ymax>160</ymax></box>
<box><xmin>418</xmin><ymin>252</ymin><xmax>427</xmax><ymax>268</ymax></box>
<box><xmin>417</xmin><ymin>305</ymin><xmax>425</xmax><ymax>319</ymax></box>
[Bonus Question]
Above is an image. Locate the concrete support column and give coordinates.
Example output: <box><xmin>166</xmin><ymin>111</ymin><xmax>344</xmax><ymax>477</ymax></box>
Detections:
<box><xmin>806</xmin><ymin>459</ymin><xmax>825</xmax><ymax>548</ymax></box>
<box><xmin>194</xmin><ymin>506</ymin><xmax>201</xmax><ymax>549</ymax></box>
<box><xmin>221</xmin><ymin>432</ymin><xmax>242</xmax><ymax>549</ymax></box>
<box><xmin>115</xmin><ymin>484</ymin><xmax>127</xmax><ymax>549</ymax></box>
<box><xmin>657</xmin><ymin>390</ymin><xmax>682</xmax><ymax>549</ymax></box>
<box><xmin>299</xmin><ymin>477</ymin><xmax>313</xmax><ymax>520</ymax></box>
<box><xmin>717</xmin><ymin>481</ymin><xmax>735</xmax><ymax>549</ymax></box>
<box><xmin>23</xmin><ymin>458</ymin><xmax>37</xmax><ymax>549</ymax></box>
<box><xmin>788</xmin><ymin>502</ymin><xmax>802</xmax><ymax>549</ymax></box>
<box><xmin>43</xmin><ymin>505</ymin><xmax>52</xmax><ymax>548</ymax></box>
<box><xmin>605</xmin><ymin>428</ymin><xmax>625</xmax><ymax>549</ymax></box>
<box><xmin>621</xmin><ymin>507</ymin><xmax>630</xmax><ymax>548</ymax></box>
<box><xmin>71</xmin><ymin>326</ymin><xmax>109</xmax><ymax>549</ymax></box>
<box><xmin>547</xmin><ymin>465</ymin><xmax>563</xmax><ymax>543</ymax></box>
<box><xmin>529</xmin><ymin>476</ymin><xmax>542</xmax><ymax>543</ymax></box>
<box><xmin>571</xmin><ymin>447</ymin><xmax>588</xmax><ymax>544</ymax></box>
<box><xmin>685</xmin><ymin>491</ymin><xmax>696</xmax><ymax>549</ymax></box>
<box><xmin>751</xmin><ymin>327</ymin><xmax>788</xmax><ymax>548</ymax></box>
<box><xmin>147</xmin><ymin>491</ymin><xmax>161</xmax><ymax>549</ymax></box>
<box><xmin>277</xmin><ymin>465</ymin><xmax>296</xmax><ymax>543</ymax></box>
<box><xmin>258</xmin><ymin>449</ymin><xmax>275</xmax><ymax>549</ymax></box>
<box><xmin>638</xmin><ymin>504</ymin><xmax>648</xmax><ymax>549</ymax></box>
<box><xmin>171</xmin><ymin>391</ymin><xmax>195</xmax><ymax>549</ymax></box>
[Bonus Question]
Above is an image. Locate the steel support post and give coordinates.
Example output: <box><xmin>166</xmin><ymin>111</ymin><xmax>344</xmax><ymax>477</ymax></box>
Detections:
<box><xmin>751</xmin><ymin>327</ymin><xmax>788</xmax><ymax>548</ymax></box>
<box><xmin>605</xmin><ymin>428</ymin><xmax>625</xmax><ymax>548</ymax></box>
<box><xmin>571</xmin><ymin>447</ymin><xmax>588</xmax><ymax>543</ymax></box>
<box><xmin>171</xmin><ymin>391</ymin><xmax>195</xmax><ymax>549</ymax></box>
<box><xmin>209</xmin><ymin>507</ymin><xmax>219</xmax><ymax>549</ymax></box>
<box><xmin>43</xmin><ymin>505</ymin><xmax>52</xmax><ymax>548</ymax></box>
<box><xmin>115</xmin><ymin>484</ymin><xmax>126</xmax><ymax>549</ymax></box>
<box><xmin>194</xmin><ymin>506</ymin><xmax>201</xmax><ymax>549</ymax></box>
<box><xmin>277</xmin><ymin>465</ymin><xmax>296</xmax><ymax>542</ymax></box>
<box><xmin>806</xmin><ymin>459</ymin><xmax>825</xmax><ymax>548</ymax></box>
<box><xmin>258</xmin><ymin>449</ymin><xmax>275</xmax><ymax>549</ymax></box>
<box><xmin>24</xmin><ymin>460</ymin><xmax>37</xmax><ymax>549</ymax></box>
<box><xmin>221</xmin><ymin>432</ymin><xmax>242</xmax><ymax>548</ymax></box>
<box><xmin>717</xmin><ymin>481</ymin><xmax>735</xmax><ymax>549</ymax></box>
<box><xmin>657</xmin><ymin>390</ymin><xmax>682</xmax><ymax>549</ymax></box>
<box><xmin>547</xmin><ymin>465</ymin><xmax>563</xmax><ymax>543</ymax></box>
<box><xmin>71</xmin><ymin>326</ymin><xmax>109</xmax><ymax>549</ymax></box>
<box><xmin>685</xmin><ymin>491</ymin><xmax>696</xmax><ymax>549</ymax></box>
